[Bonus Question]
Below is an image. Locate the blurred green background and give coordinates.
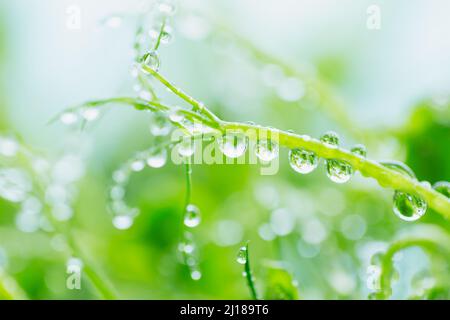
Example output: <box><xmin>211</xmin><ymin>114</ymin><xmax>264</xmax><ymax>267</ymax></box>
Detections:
<box><xmin>0</xmin><ymin>0</ymin><xmax>449</xmax><ymax>299</ymax></box>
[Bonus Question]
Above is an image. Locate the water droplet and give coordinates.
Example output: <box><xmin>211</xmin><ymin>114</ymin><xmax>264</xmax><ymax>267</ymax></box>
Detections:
<box><xmin>81</xmin><ymin>107</ymin><xmax>100</xmax><ymax>122</ymax></box>
<box><xmin>160</xmin><ymin>26</ymin><xmax>173</xmax><ymax>44</ymax></box>
<box><xmin>177</xmin><ymin>137</ymin><xmax>196</xmax><ymax>157</ymax></box>
<box><xmin>326</xmin><ymin>159</ymin><xmax>353</xmax><ymax>183</ymax></box>
<box><xmin>351</xmin><ymin>144</ymin><xmax>367</xmax><ymax>157</ymax></box>
<box><xmin>110</xmin><ymin>185</ymin><xmax>125</xmax><ymax>200</ymax></box>
<box><xmin>289</xmin><ymin>148</ymin><xmax>318</xmax><ymax>174</ymax></box>
<box><xmin>433</xmin><ymin>181</ymin><xmax>450</xmax><ymax>198</ymax></box>
<box><xmin>102</xmin><ymin>16</ymin><xmax>122</xmax><ymax>29</ymax></box>
<box><xmin>380</xmin><ymin>160</ymin><xmax>416</xmax><ymax>178</ymax></box>
<box><xmin>0</xmin><ymin>137</ymin><xmax>19</xmax><ymax>157</ymax></box>
<box><xmin>393</xmin><ymin>191</ymin><xmax>427</xmax><ymax>221</ymax></box>
<box><xmin>255</xmin><ymin>140</ymin><xmax>279</xmax><ymax>162</ymax></box>
<box><xmin>139</xmin><ymin>90</ymin><xmax>152</xmax><ymax>101</ymax></box>
<box><xmin>142</xmin><ymin>51</ymin><xmax>160</xmax><ymax>72</ymax></box>
<box><xmin>159</xmin><ymin>2</ymin><xmax>176</xmax><ymax>16</ymax></box>
<box><xmin>60</xmin><ymin>112</ymin><xmax>78</xmax><ymax>125</ymax></box>
<box><xmin>236</xmin><ymin>246</ymin><xmax>247</xmax><ymax>264</ymax></box>
<box><xmin>190</xmin><ymin>270</ymin><xmax>202</xmax><ymax>280</ymax></box>
<box><xmin>276</xmin><ymin>77</ymin><xmax>305</xmax><ymax>102</ymax></box>
<box><xmin>320</xmin><ymin>131</ymin><xmax>339</xmax><ymax>148</ymax></box>
<box><xmin>113</xmin><ymin>215</ymin><xmax>133</xmax><ymax>230</ymax></box>
<box><xmin>150</xmin><ymin>113</ymin><xmax>171</xmax><ymax>136</ymax></box>
<box><xmin>146</xmin><ymin>149</ymin><xmax>167</xmax><ymax>168</ymax></box>
<box><xmin>184</xmin><ymin>204</ymin><xmax>201</xmax><ymax>228</ymax></box>
<box><xmin>168</xmin><ymin>109</ymin><xmax>184</xmax><ymax>123</ymax></box>
<box><xmin>218</xmin><ymin>132</ymin><xmax>247</xmax><ymax>158</ymax></box>
<box><xmin>130</xmin><ymin>159</ymin><xmax>145</xmax><ymax>172</ymax></box>
<box><xmin>113</xmin><ymin>169</ymin><xmax>128</xmax><ymax>184</ymax></box>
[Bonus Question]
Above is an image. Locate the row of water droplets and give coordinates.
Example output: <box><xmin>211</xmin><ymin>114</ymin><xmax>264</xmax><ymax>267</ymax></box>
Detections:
<box><xmin>213</xmin><ymin>129</ymin><xmax>450</xmax><ymax>222</ymax></box>
<box><xmin>109</xmin><ymin>144</ymin><xmax>169</xmax><ymax>230</ymax></box>
<box><xmin>131</xmin><ymin>0</ymin><xmax>177</xmax><ymax>91</ymax></box>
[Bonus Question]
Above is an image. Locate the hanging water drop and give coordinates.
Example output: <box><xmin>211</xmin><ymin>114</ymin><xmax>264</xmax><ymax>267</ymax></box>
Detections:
<box><xmin>130</xmin><ymin>159</ymin><xmax>145</xmax><ymax>172</ymax></box>
<box><xmin>289</xmin><ymin>148</ymin><xmax>318</xmax><ymax>174</ymax></box>
<box><xmin>320</xmin><ymin>131</ymin><xmax>339</xmax><ymax>148</ymax></box>
<box><xmin>351</xmin><ymin>144</ymin><xmax>367</xmax><ymax>157</ymax></box>
<box><xmin>142</xmin><ymin>51</ymin><xmax>160</xmax><ymax>72</ymax></box>
<box><xmin>168</xmin><ymin>109</ymin><xmax>184</xmax><ymax>123</ymax></box>
<box><xmin>146</xmin><ymin>149</ymin><xmax>167</xmax><ymax>168</ymax></box>
<box><xmin>150</xmin><ymin>113</ymin><xmax>171</xmax><ymax>136</ymax></box>
<box><xmin>393</xmin><ymin>191</ymin><xmax>427</xmax><ymax>222</ymax></box>
<box><xmin>177</xmin><ymin>137</ymin><xmax>196</xmax><ymax>157</ymax></box>
<box><xmin>433</xmin><ymin>181</ymin><xmax>450</xmax><ymax>198</ymax></box>
<box><xmin>255</xmin><ymin>140</ymin><xmax>279</xmax><ymax>162</ymax></box>
<box><xmin>236</xmin><ymin>246</ymin><xmax>247</xmax><ymax>264</ymax></box>
<box><xmin>190</xmin><ymin>270</ymin><xmax>202</xmax><ymax>281</ymax></box>
<box><xmin>112</xmin><ymin>215</ymin><xmax>133</xmax><ymax>230</ymax></box>
<box><xmin>326</xmin><ymin>159</ymin><xmax>353</xmax><ymax>183</ymax></box>
<box><xmin>184</xmin><ymin>204</ymin><xmax>201</xmax><ymax>228</ymax></box>
<box><xmin>218</xmin><ymin>132</ymin><xmax>247</xmax><ymax>158</ymax></box>
<box><xmin>81</xmin><ymin>107</ymin><xmax>100</xmax><ymax>122</ymax></box>
<box><xmin>160</xmin><ymin>26</ymin><xmax>173</xmax><ymax>45</ymax></box>
<box><xmin>60</xmin><ymin>112</ymin><xmax>78</xmax><ymax>125</ymax></box>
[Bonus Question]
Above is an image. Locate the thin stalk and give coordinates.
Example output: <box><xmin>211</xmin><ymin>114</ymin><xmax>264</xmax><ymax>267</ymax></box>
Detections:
<box><xmin>141</xmin><ymin>65</ymin><xmax>221</xmax><ymax>123</ymax></box>
<box><xmin>152</xmin><ymin>17</ymin><xmax>166</xmax><ymax>52</ymax></box>
<box><xmin>145</xmin><ymin>69</ymin><xmax>450</xmax><ymax>220</ymax></box>
<box><xmin>244</xmin><ymin>243</ymin><xmax>259</xmax><ymax>300</ymax></box>
<box><xmin>377</xmin><ymin>238</ymin><xmax>450</xmax><ymax>299</ymax></box>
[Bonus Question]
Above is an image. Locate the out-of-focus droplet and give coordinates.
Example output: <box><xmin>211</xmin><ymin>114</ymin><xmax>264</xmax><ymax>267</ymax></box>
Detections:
<box><xmin>146</xmin><ymin>148</ymin><xmax>167</xmax><ymax>168</ymax></box>
<box><xmin>113</xmin><ymin>215</ymin><xmax>133</xmax><ymax>230</ymax></box>
<box><xmin>60</xmin><ymin>112</ymin><xmax>78</xmax><ymax>125</ymax></box>
<box><xmin>184</xmin><ymin>204</ymin><xmax>201</xmax><ymax>228</ymax></box>
<box><xmin>81</xmin><ymin>107</ymin><xmax>100</xmax><ymax>122</ymax></box>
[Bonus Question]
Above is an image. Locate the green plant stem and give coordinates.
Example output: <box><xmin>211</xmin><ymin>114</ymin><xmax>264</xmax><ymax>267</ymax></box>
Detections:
<box><xmin>244</xmin><ymin>243</ymin><xmax>259</xmax><ymax>300</ymax></box>
<box><xmin>378</xmin><ymin>238</ymin><xmax>450</xmax><ymax>299</ymax></box>
<box><xmin>141</xmin><ymin>65</ymin><xmax>221</xmax><ymax>123</ymax></box>
<box><xmin>153</xmin><ymin>17</ymin><xmax>166</xmax><ymax>52</ymax></box>
<box><xmin>0</xmin><ymin>268</ymin><xmax>28</xmax><ymax>300</ymax></box>
<box><xmin>144</xmin><ymin>68</ymin><xmax>450</xmax><ymax>220</ymax></box>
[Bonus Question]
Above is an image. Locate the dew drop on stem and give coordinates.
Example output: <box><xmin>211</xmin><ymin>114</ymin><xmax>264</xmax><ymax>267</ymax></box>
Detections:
<box><xmin>184</xmin><ymin>204</ymin><xmax>201</xmax><ymax>228</ymax></box>
<box><xmin>289</xmin><ymin>148</ymin><xmax>318</xmax><ymax>174</ymax></box>
<box><xmin>326</xmin><ymin>159</ymin><xmax>353</xmax><ymax>183</ymax></box>
<box><xmin>236</xmin><ymin>246</ymin><xmax>247</xmax><ymax>265</ymax></box>
<box><xmin>218</xmin><ymin>132</ymin><xmax>247</xmax><ymax>158</ymax></box>
<box><xmin>393</xmin><ymin>191</ymin><xmax>427</xmax><ymax>222</ymax></box>
<box><xmin>255</xmin><ymin>140</ymin><xmax>279</xmax><ymax>162</ymax></box>
<box><xmin>320</xmin><ymin>131</ymin><xmax>339</xmax><ymax>148</ymax></box>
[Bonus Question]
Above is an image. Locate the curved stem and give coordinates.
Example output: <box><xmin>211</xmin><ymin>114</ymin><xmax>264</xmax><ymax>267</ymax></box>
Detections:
<box><xmin>144</xmin><ymin>68</ymin><xmax>450</xmax><ymax>220</ymax></box>
<box><xmin>378</xmin><ymin>238</ymin><xmax>450</xmax><ymax>299</ymax></box>
<box><xmin>244</xmin><ymin>243</ymin><xmax>259</xmax><ymax>300</ymax></box>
